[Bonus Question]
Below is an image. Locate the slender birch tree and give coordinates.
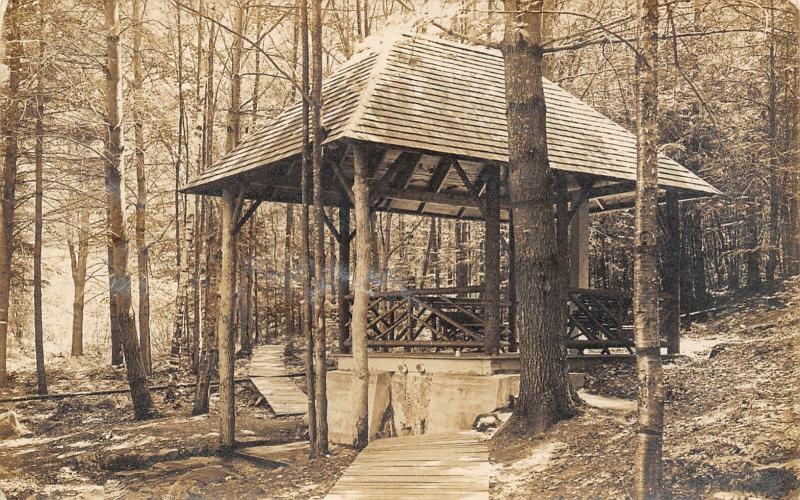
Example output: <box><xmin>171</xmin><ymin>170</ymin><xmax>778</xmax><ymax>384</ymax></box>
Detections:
<box><xmin>633</xmin><ymin>0</ymin><xmax>664</xmax><ymax>496</ymax></box>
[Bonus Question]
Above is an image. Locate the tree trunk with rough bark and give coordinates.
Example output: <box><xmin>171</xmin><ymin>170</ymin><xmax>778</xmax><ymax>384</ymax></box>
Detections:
<box><xmin>133</xmin><ymin>0</ymin><xmax>151</xmax><ymax>375</ymax></box>
<box><xmin>299</xmin><ymin>0</ymin><xmax>318</xmax><ymax>458</ymax></box>
<box><xmin>351</xmin><ymin>146</ymin><xmax>372</xmax><ymax>450</ymax></box>
<box><xmin>0</xmin><ymin>0</ymin><xmax>21</xmax><ymax>385</ymax></box>
<box><xmin>68</xmin><ymin>211</ymin><xmax>90</xmax><ymax>357</ymax></box>
<box><xmin>311</xmin><ymin>0</ymin><xmax>328</xmax><ymax>454</ymax></box>
<box><xmin>104</xmin><ymin>0</ymin><xmax>154</xmax><ymax>420</ymax></box>
<box><xmin>498</xmin><ymin>0</ymin><xmax>578</xmax><ymax>434</ymax></box>
<box><xmin>633</xmin><ymin>0</ymin><xmax>665</xmax><ymax>496</ymax></box>
<box><xmin>217</xmin><ymin>188</ymin><xmax>243</xmax><ymax>453</ymax></box>
<box><xmin>34</xmin><ymin>31</ymin><xmax>47</xmax><ymax>395</ymax></box>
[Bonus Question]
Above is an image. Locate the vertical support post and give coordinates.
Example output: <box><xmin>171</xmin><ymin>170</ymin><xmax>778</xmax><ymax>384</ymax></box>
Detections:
<box><xmin>569</xmin><ymin>197</ymin><xmax>590</xmax><ymax>288</ymax></box>
<box><xmin>484</xmin><ymin>165</ymin><xmax>501</xmax><ymax>354</ymax></box>
<box><xmin>218</xmin><ymin>187</ymin><xmax>242</xmax><ymax>453</ymax></box>
<box><xmin>663</xmin><ymin>190</ymin><xmax>681</xmax><ymax>354</ymax></box>
<box><xmin>351</xmin><ymin>145</ymin><xmax>372</xmax><ymax>449</ymax></box>
<box><xmin>337</xmin><ymin>206</ymin><xmax>351</xmax><ymax>354</ymax></box>
<box><xmin>508</xmin><ymin>209</ymin><xmax>518</xmax><ymax>352</ymax></box>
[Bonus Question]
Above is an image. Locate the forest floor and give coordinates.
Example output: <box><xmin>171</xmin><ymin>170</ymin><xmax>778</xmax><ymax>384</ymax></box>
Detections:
<box><xmin>2</xmin><ymin>281</ymin><xmax>799</xmax><ymax>499</ymax></box>
<box><xmin>0</xmin><ymin>351</ymin><xmax>355</xmax><ymax>499</ymax></box>
<box><xmin>491</xmin><ymin>278</ymin><xmax>800</xmax><ymax>499</ymax></box>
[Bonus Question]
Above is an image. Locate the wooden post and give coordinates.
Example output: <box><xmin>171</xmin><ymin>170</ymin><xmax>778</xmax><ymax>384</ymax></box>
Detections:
<box><xmin>484</xmin><ymin>165</ymin><xmax>501</xmax><ymax>354</ymax></box>
<box><xmin>663</xmin><ymin>191</ymin><xmax>681</xmax><ymax>354</ymax></box>
<box><xmin>218</xmin><ymin>187</ymin><xmax>243</xmax><ymax>453</ymax></box>
<box><xmin>508</xmin><ymin>209</ymin><xmax>518</xmax><ymax>352</ymax></box>
<box><xmin>351</xmin><ymin>145</ymin><xmax>372</xmax><ymax>449</ymax></box>
<box><xmin>569</xmin><ymin>197</ymin><xmax>590</xmax><ymax>288</ymax></box>
<box><xmin>338</xmin><ymin>206</ymin><xmax>351</xmax><ymax>354</ymax></box>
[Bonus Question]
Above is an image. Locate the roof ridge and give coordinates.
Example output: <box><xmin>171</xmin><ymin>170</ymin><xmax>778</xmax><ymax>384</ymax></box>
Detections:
<box><xmin>340</xmin><ymin>41</ymin><xmax>396</xmax><ymax>139</ymax></box>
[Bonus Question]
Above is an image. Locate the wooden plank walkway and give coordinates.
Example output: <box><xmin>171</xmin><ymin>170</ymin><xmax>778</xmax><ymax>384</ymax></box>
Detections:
<box><xmin>326</xmin><ymin>432</ymin><xmax>490</xmax><ymax>499</ymax></box>
<box><xmin>248</xmin><ymin>345</ymin><xmax>307</xmax><ymax>416</ymax></box>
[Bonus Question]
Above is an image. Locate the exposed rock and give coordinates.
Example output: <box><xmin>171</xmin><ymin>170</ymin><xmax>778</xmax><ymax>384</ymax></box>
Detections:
<box><xmin>0</xmin><ymin>411</ymin><xmax>31</xmax><ymax>439</ymax></box>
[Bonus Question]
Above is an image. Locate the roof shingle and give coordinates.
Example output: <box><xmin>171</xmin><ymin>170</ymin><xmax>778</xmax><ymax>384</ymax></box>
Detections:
<box><xmin>184</xmin><ymin>33</ymin><xmax>720</xmax><ymax>197</ymax></box>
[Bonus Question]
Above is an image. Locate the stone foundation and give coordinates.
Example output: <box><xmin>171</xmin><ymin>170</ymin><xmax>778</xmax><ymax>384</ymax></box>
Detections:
<box><xmin>327</xmin><ymin>354</ymin><xmax>585</xmax><ymax>444</ymax></box>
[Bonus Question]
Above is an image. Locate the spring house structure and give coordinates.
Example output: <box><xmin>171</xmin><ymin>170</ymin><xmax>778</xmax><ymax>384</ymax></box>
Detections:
<box><xmin>184</xmin><ymin>33</ymin><xmax>719</xmax><ymax>359</ymax></box>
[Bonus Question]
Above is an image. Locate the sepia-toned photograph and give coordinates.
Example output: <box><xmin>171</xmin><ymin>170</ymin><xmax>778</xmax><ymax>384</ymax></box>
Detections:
<box><xmin>0</xmin><ymin>0</ymin><xmax>798</xmax><ymax>498</ymax></box>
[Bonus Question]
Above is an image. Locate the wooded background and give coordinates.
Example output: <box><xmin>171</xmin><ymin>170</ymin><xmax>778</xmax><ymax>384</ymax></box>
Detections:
<box><xmin>0</xmin><ymin>0</ymin><xmax>797</xmax><ymax>368</ymax></box>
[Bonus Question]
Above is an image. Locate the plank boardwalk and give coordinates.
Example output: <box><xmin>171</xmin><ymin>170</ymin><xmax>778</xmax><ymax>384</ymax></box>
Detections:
<box><xmin>248</xmin><ymin>345</ymin><xmax>307</xmax><ymax>416</ymax></box>
<box><xmin>326</xmin><ymin>432</ymin><xmax>490</xmax><ymax>499</ymax></box>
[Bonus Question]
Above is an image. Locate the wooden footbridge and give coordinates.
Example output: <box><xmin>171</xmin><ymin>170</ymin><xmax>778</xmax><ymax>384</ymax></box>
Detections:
<box><xmin>248</xmin><ymin>345</ymin><xmax>307</xmax><ymax>416</ymax></box>
<box><xmin>326</xmin><ymin>432</ymin><xmax>490</xmax><ymax>499</ymax></box>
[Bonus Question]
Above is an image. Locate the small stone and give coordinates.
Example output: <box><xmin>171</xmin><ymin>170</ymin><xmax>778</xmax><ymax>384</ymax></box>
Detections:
<box><xmin>156</xmin><ymin>448</ymin><xmax>180</xmax><ymax>461</ymax></box>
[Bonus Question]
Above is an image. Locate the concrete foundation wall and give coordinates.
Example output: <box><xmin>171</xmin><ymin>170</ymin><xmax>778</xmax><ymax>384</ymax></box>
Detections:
<box><xmin>326</xmin><ymin>370</ymin><xmax>392</xmax><ymax>446</ymax></box>
<box><xmin>327</xmin><ymin>363</ymin><xmax>586</xmax><ymax>445</ymax></box>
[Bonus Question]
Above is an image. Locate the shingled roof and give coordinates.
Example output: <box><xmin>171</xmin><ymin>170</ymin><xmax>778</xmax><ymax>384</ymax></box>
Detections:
<box><xmin>184</xmin><ymin>33</ymin><xmax>719</xmax><ymax>208</ymax></box>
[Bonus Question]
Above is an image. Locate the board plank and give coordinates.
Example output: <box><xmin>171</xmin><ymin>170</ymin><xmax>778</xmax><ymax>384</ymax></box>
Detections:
<box><xmin>325</xmin><ymin>431</ymin><xmax>490</xmax><ymax>499</ymax></box>
<box><xmin>248</xmin><ymin>345</ymin><xmax>307</xmax><ymax>416</ymax></box>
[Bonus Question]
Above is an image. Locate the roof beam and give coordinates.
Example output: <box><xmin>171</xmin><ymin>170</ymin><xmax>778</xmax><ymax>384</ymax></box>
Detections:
<box><xmin>417</xmin><ymin>156</ymin><xmax>454</xmax><ymax>213</ymax></box>
<box><xmin>382</xmin><ymin>186</ymin><xmax>509</xmax><ymax>209</ymax></box>
<box><xmin>371</xmin><ymin>151</ymin><xmax>421</xmax><ymax>207</ymax></box>
<box><xmin>452</xmin><ymin>159</ymin><xmax>488</xmax><ymax>218</ymax></box>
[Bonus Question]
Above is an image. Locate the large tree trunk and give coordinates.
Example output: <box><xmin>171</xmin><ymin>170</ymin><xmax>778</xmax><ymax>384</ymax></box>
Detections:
<box><xmin>351</xmin><ymin>146</ymin><xmax>372</xmax><ymax>450</ymax></box>
<box><xmin>34</xmin><ymin>32</ymin><xmax>47</xmax><ymax>395</ymax></box>
<box><xmin>0</xmin><ymin>0</ymin><xmax>20</xmax><ymax>385</ymax></box>
<box><xmin>498</xmin><ymin>0</ymin><xmax>578</xmax><ymax>434</ymax></box>
<box><xmin>311</xmin><ymin>0</ymin><xmax>329</xmax><ymax>454</ymax></box>
<box><xmin>633</xmin><ymin>0</ymin><xmax>665</xmax><ymax>496</ymax></box>
<box><xmin>133</xmin><ymin>0</ymin><xmax>151</xmax><ymax>375</ymax></box>
<box><xmin>104</xmin><ymin>0</ymin><xmax>154</xmax><ymax>420</ymax></box>
<box><xmin>68</xmin><ymin>211</ymin><xmax>90</xmax><ymax>357</ymax></box>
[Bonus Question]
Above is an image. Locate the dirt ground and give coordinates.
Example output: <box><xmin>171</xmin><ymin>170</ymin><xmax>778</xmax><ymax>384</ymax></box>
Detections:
<box><xmin>0</xmin><ymin>352</ymin><xmax>355</xmax><ymax>499</ymax></box>
<box><xmin>491</xmin><ymin>280</ymin><xmax>800</xmax><ymax>499</ymax></box>
<box><xmin>3</xmin><ymin>282</ymin><xmax>799</xmax><ymax>499</ymax></box>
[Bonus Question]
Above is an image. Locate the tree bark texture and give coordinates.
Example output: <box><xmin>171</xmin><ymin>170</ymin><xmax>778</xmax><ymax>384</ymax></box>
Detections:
<box><xmin>633</xmin><ymin>0</ymin><xmax>665</xmax><ymax>496</ymax></box>
<box><xmin>0</xmin><ymin>0</ymin><xmax>20</xmax><ymax>384</ymax></box>
<box><xmin>351</xmin><ymin>146</ymin><xmax>372</xmax><ymax>450</ymax></box>
<box><xmin>68</xmin><ymin>211</ymin><xmax>90</xmax><ymax>357</ymax></box>
<box><xmin>34</xmin><ymin>33</ymin><xmax>47</xmax><ymax>394</ymax></box>
<box><xmin>104</xmin><ymin>0</ymin><xmax>154</xmax><ymax>420</ymax></box>
<box><xmin>133</xmin><ymin>0</ymin><xmax>151</xmax><ymax>376</ymax></box>
<box><xmin>499</xmin><ymin>0</ymin><xmax>577</xmax><ymax>433</ymax></box>
<box><xmin>311</xmin><ymin>0</ymin><xmax>328</xmax><ymax>454</ymax></box>
<box><xmin>299</xmin><ymin>0</ymin><xmax>318</xmax><ymax>457</ymax></box>
<box><xmin>217</xmin><ymin>188</ymin><xmax>243</xmax><ymax>453</ymax></box>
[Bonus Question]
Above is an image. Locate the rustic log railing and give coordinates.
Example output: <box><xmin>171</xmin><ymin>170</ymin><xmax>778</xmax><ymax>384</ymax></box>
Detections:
<box><xmin>343</xmin><ymin>285</ymin><xmax>512</xmax><ymax>352</ymax></box>
<box><xmin>341</xmin><ymin>285</ymin><xmax>654</xmax><ymax>354</ymax></box>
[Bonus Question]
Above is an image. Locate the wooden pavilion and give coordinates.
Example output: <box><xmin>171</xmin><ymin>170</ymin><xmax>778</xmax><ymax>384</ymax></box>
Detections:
<box><xmin>183</xmin><ymin>33</ymin><xmax>720</xmax><ymax>356</ymax></box>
